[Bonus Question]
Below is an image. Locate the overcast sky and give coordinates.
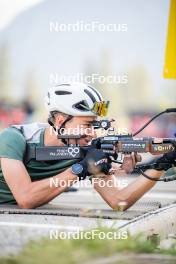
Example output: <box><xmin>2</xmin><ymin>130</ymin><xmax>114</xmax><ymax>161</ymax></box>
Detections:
<box><xmin>0</xmin><ymin>0</ymin><xmax>44</xmax><ymax>30</ymax></box>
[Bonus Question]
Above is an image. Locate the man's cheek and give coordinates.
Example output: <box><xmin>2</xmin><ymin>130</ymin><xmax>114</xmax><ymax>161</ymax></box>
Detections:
<box><xmin>80</xmin><ymin>138</ymin><xmax>89</xmax><ymax>146</ymax></box>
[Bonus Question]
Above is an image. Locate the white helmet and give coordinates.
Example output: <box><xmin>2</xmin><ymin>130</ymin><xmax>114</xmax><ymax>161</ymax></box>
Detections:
<box><xmin>44</xmin><ymin>82</ymin><xmax>109</xmax><ymax>117</ymax></box>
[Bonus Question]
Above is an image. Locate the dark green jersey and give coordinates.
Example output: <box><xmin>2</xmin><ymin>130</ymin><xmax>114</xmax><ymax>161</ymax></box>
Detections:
<box><xmin>0</xmin><ymin>123</ymin><xmax>76</xmax><ymax>204</ymax></box>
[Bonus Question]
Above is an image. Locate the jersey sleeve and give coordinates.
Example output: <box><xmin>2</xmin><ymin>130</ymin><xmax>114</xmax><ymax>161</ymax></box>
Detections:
<box><xmin>0</xmin><ymin>128</ymin><xmax>26</xmax><ymax>161</ymax></box>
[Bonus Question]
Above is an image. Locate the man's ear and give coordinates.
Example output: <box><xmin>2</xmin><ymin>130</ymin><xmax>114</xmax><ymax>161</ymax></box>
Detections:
<box><xmin>55</xmin><ymin>114</ymin><xmax>66</xmax><ymax>127</ymax></box>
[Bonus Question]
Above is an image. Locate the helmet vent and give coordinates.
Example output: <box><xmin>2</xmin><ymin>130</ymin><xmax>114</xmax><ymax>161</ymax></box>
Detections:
<box><xmin>47</xmin><ymin>92</ymin><xmax>50</xmax><ymax>105</ymax></box>
<box><xmin>55</xmin><ymin>91</ymin><xmax>72</xmax><ymax>95</ymax></box>
<box><xmin>73</xmin><ymin>100</ymin><xmax>89</xmax><ymax>111</ymax></box>
<box><xmin>84</xmin><ymin>89</ymin><xmax>96</xmax><ymax>103</ymax></box>
<box><xmin>88</xmin><ymin>86</ymin><xmax>102</xmax><ymax>101</ymax></box>
<box><xmin>56</xmin><ymin>84</ymin><xmax>70</xmax><ymax>86</ymax></box>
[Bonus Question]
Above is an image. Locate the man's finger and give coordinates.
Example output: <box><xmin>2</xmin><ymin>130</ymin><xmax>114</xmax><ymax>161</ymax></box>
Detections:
<box><xmin>121</xmin><ymin>155</ymin><xmax>134</xmax><ymax>173</ymax></box>
<box><xmin>134</xmin><ymin>153</ymin><xmax>142</xmax><ymax>163</ymax></box>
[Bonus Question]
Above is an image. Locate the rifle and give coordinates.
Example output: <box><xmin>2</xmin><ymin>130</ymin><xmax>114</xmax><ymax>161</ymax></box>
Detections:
<box><xmin>26</xmin><ymin>108</ymin><xmax>176</xmax><ymax>181</ymax></box>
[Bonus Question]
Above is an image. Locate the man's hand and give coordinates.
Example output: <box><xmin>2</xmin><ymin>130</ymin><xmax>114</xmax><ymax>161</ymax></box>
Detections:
<box><xmin>120</xmin><ymin>153</ymin><xmax>142</xmax><ymax>174</ymax></box>
<box><xmin>79</xmin><ymin>149</ymin><xmax>112</xmax><ymax>178</ymax></box>
<box><xmin>154</xmin><ymin>151</ymin><xmax>176</xmax><ymax>171</ymax></box>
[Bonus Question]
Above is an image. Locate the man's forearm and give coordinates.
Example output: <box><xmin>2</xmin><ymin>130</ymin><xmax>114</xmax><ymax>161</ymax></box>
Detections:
<box><xmin>93</xmin><ymin>169</ymin><xmax>164</xmax><ymax>210</ymax></box>
<box><xmin>116</xmin><ymin>169</ymin><xmax>164</xmax><ymax>210</ymax></box>
<box><xmin>21</xmin><ymin>168</ymin><xmax>77</xmax><ymax>208</ymax></box>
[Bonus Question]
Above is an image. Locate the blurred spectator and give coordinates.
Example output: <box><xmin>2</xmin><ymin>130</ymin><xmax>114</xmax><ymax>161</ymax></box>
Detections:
<box><xmin>0</xmin><ymin>99</ymin><xmax>35</xmax><ymax>130</ymax></box>
<box><xmin>21</xmin><ymin>99</ymin><xmax>35</xmax><ymax>123</ymax></box>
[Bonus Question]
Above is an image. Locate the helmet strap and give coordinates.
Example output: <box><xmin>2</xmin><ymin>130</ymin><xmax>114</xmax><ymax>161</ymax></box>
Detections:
<box><xmin>47</xmin><ymin>114</ymin><xmax>73</xmax><ymax>145</ymax></box>
<box><xmin>58</xmin><ymin>115</ymin><xmax>73</xmax><ymax>145</ymax></box>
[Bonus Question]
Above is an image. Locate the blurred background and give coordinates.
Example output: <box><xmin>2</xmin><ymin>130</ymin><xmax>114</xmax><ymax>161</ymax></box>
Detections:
<box><xmin>0</xmin><ymin>0</ymin><xmax>175</xmax><ymax>137</ymax></box>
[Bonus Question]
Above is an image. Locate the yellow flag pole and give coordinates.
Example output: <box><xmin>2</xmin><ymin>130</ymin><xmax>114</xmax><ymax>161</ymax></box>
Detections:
<box><xmin>163</xmin><ymin>0</ymin><xmax>176</xmax><ymax>79</ymax></box>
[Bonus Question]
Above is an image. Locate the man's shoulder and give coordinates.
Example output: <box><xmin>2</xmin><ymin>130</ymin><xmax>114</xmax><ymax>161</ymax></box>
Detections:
<box><xmin>0</xmin><ymin>122</ymin><xmax>48</xmax><ymax>144</ymax></box>
<box><xmin>0</xmin><ymin>126</ymin><xmax>25</xmax><ymax>142</ymax></box>
<box><xmin>11</xmin><ymin>122</ymin><xmax>49</xmax><ymax>143</ymax></box>
<box><xmin>0</xmin><ymin>123</ymin><xmax>48</xmax><ymax>161</ymax></box>
<box><xmin>0</xmin><ymin>126</ymin><xmax>27</xmax><ymax>160</ymax></box>
<box><xmin>0</xmin><ymin>128</ymin><xmax>27</xmax><ymax>158</ymax></box>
